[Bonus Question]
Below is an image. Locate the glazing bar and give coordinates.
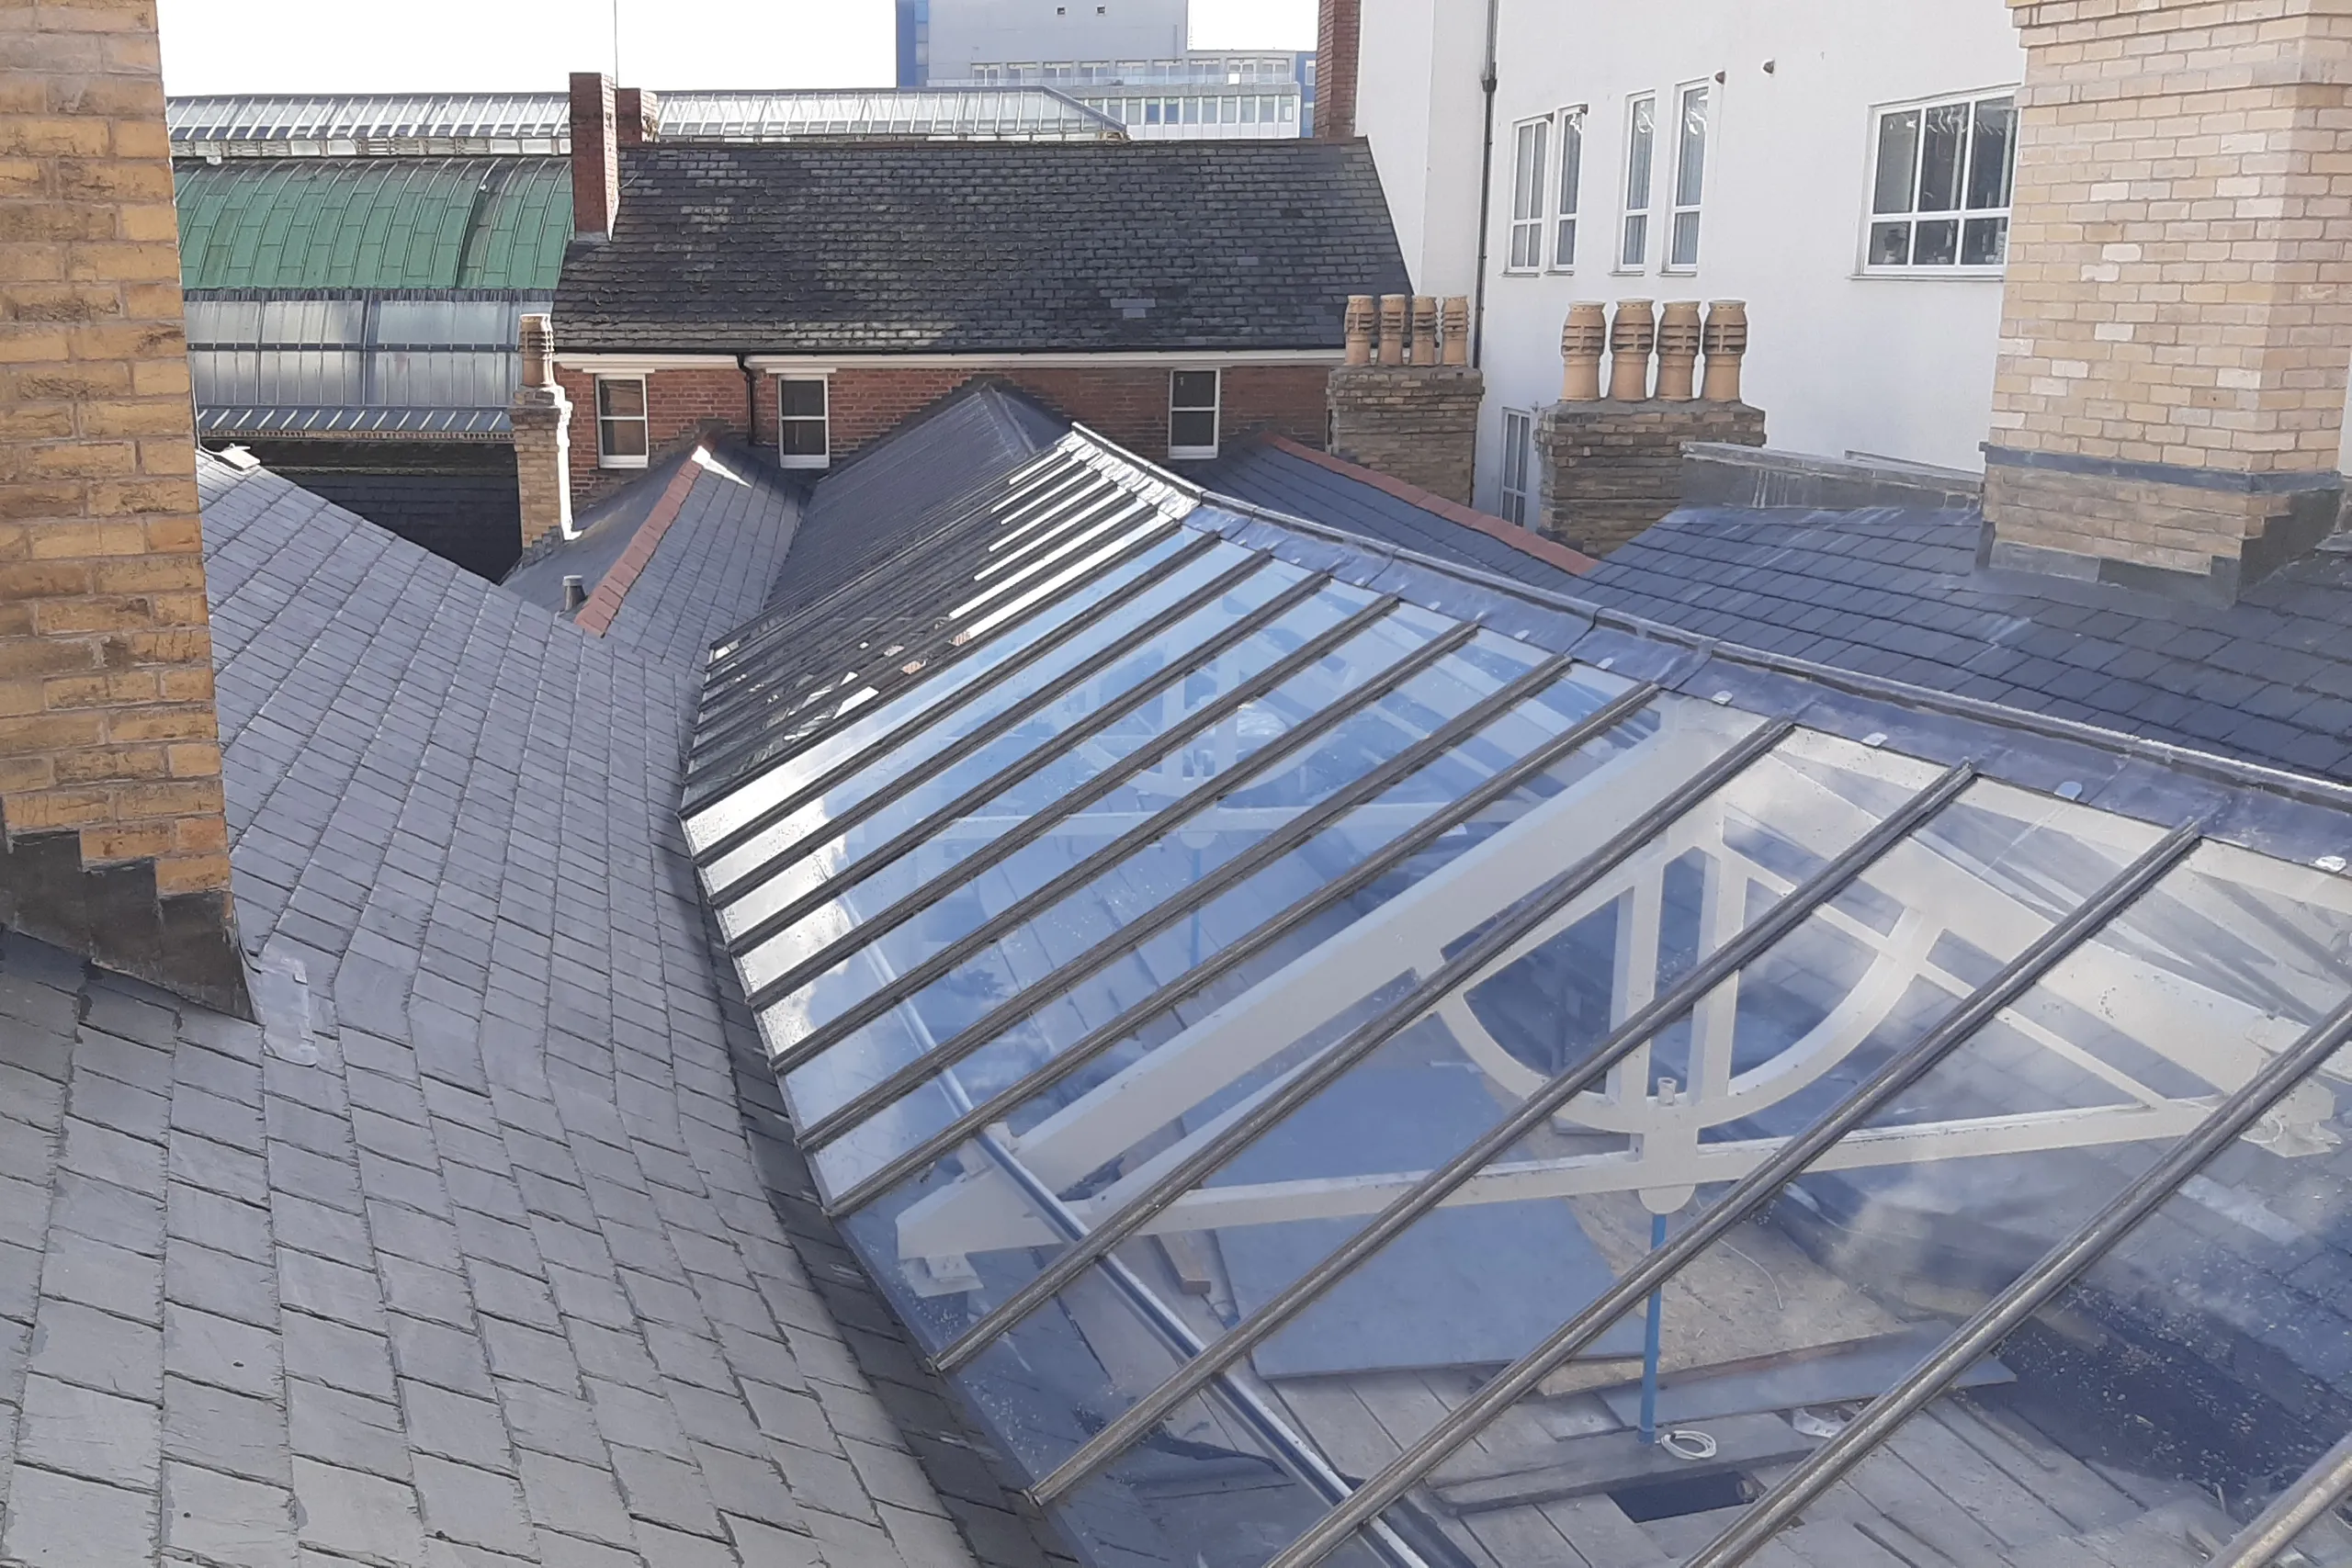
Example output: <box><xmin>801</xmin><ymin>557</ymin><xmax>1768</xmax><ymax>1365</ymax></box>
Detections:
<box><xmin>717</xmin><ymin>554</ymin><xmax>1309</xmax><ymax>923</ymax></box>
<box><xmin>1250</xmin><ymin>819</ymin><xmax>2206</xmax><ymax>1568</ymax></box>
<box><xmin>824</xmin><ymin>680</ymin><xmax>1663</xmax><ymax>1215</ymax></box>
<box><xmin>932</xmin><ymin>717</ymin><xmax>1800</xmax><ymax>1376</ymax></box>
<box><xmin>691</xmin><ymin>532</ymin><xmax>1231</xmax><ymax>868</ymax></box>
<box><xmin>756</xmin><ymin>604</ymin><xmax>1457</xmax><ymax>1048</ymax></box>
<box><xmin>1685</xmin><ymin>986</ymin><xmax>2352</xmax><ymax>1568</ymax></box>
<box><xmin>1023</xmin><ymin>757</ymin><xmax>1977</xmax><ymax>1479</ymax></box>
<box><xmin>796</xmin><ymin>650</ymin><xmax>1584</xmax><ymax>1150</ymax></box>
<box><xmin>2209</xmin><ymin>1427</ymin><xmax>2352</xmax><ymax>1568</ymax></box>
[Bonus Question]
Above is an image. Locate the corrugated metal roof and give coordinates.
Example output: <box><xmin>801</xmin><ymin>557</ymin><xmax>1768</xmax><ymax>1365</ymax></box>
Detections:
<box><xmin>173</xmin><ymin>156</ymin><xmax>572</xmax><ymax>289</ymax></box>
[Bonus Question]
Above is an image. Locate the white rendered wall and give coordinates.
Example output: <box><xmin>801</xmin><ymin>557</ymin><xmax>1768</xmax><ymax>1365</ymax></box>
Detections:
<box><xmin>1359</xmin><ymin>0</ymin><xmax>2025</xmax><ymax>511</ymax></box>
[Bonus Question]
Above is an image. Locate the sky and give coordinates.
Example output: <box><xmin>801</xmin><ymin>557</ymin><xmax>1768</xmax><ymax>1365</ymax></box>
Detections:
<box><xmin>156</xmin><ymin>0</ymin><xmax>1316</xmax><ymax>96</ymax></box>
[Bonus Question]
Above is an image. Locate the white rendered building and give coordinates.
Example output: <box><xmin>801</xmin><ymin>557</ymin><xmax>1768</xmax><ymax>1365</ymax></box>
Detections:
<box><xmin>1342</xmin><ymin>0</ymin><xmax>2028</xmax><ymax>514</ymax></box>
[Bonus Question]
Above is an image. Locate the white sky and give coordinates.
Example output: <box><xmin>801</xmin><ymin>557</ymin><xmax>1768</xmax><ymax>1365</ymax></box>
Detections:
<box><xmin>156</xmin><ymin>0</ymin><xmax>1316</xmax><ymax>96</ymax></box>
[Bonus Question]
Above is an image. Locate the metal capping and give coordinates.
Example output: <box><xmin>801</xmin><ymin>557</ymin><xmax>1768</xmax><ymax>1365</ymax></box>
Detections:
<box><xmin>820</xmin><ymin>679</ymin><xmax>1665</xmax><ymax>1216</ymax></box>
<box><xmin>1688</xmin><ymin>983</ymin><xmax>2352</xmax><ymax>1567</ymax></box>
<box><xmin>688</xmin><ymin>491</ymin><xmax>1170</xmax><ymax>784</ymax></box>
<box><xmin>795</xmin><ymin>648</ymin><xmax>1588</xmax><ymax>1152</ymax></box>
<box><xmin>752</xmin><ymin>595</ymin><xmax>1438</xmax><ymax>1043</ymax></box>
<box><xmin>1254</xmin><ymin>819</ymin><xmax>2208</xmax><ymax>1568</ymax></box>
<box><xmin>689</xmin><ymin>477</ymin><xmax>1144</xmax><ymax>756</ymax></box>
<box><xmin>711</xmin><ymin>553</ymin><xmax>1296</xmax><ymax>922</ymax></box>
<box><xmin>685</xmin><ymin>511</ymin><xmax>1180</xmax><ymax>811</ymax></box>
<box><xmin>694</xmin><ymin>456</ymin><xmax>1112</xmax><ymax>707</ymax></box>
<box><xmin>930</xmin><ymin>716</ymin><xmax>1799</xmax><ymax>1375</ymax></box>
<box><xmin>691</xmin><ymin>535</ymin><xmax>1233</xmax><ymax>873</ymax></box>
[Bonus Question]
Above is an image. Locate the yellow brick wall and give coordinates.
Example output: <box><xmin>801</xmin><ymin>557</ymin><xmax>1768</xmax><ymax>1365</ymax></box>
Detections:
<box><xmin>0</xmin><ymin>0</ymin><xmax>233</xmax><ymax>900</ymax></box>
<box><xmin>1992</xmin><ymin>0</ymin><xmax>2352</xmax><ymax>481</ymax></box>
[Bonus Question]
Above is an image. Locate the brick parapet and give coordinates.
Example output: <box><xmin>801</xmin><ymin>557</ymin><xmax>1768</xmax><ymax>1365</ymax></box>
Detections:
<box><xmin>0</xmin><ymin>0</ymin><xmax>247</xmax><ymax>1011</ymax></box>
<box><xmin>1535</xmin><ymin>400</ymin><xmax>1766</xmax><ymax>558</ymax></box>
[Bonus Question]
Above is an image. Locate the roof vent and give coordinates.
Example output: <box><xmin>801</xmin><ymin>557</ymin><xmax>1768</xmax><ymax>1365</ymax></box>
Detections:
<box><xmin>216</xmin><ymin>444</ymin><xmax>261</xmax><ymax>471</ymax></box>
<box><xmin>562</xmin><ymin>574</ymin><xmax>588</xmax><ymax>612</ymax></box>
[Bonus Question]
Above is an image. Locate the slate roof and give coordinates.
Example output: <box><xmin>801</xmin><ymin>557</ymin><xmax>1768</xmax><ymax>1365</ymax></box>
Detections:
<box><xmin>0</xmin><ymin>454</ymin><xmax>1074</xmax><ymax>1568</ymax></box>
<box><xmin>1575</xmin><ymin>505</ymin><xmax>2352</xmax><ymax>784</ymax></box>
<box><xmin>552</xmin><ymin>140</ymin><xmax>1410</xmax><ymax>353</ymax></box>
<box><xmin>1184</xmin><ymin>435</ymin><xmax>1593</xmax><ymax>591</ymax></box>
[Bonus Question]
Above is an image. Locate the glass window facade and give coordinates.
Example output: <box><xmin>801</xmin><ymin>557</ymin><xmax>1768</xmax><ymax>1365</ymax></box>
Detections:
<box><xmin>684</xmin><ymin>427</ymin><xmax>2352</xmax><ymax>1568</ymax></box>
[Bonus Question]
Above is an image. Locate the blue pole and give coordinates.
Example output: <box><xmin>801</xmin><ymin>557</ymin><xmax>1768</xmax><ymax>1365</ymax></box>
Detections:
<box><xmin>1638</xmin><ymin>1209</ymin><xmax>1668</xmax><ymax>1444</ymax></box>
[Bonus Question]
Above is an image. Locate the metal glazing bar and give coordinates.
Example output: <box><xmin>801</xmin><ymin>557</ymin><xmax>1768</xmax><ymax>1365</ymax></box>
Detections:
<box><xmin>1686</xmin><ymin>982</ymin><xmax>2352</xmax><ymax>1568</ymax></box>
<box><xmin>797</xmin><ymin>650</ymin><xmax>1586</xmax><ymax>1149</ymax></box>
<box><xmin>691</xmin><ymin>493</ymin><xmax>1159</xmax><ymax>765</ymax></box>
<box><xmin>755</xmin><ymin>604</ymin><xmax>1453</xmax><ymax>1044</ymax></box>
<box><xmin>714</xmin><ymin>554</ymin><xmax>1306</xmax><ymax>918</ymax></box>
<box><xmin>2210</xmin><ymin>1428</ymin><xmax>2352</xmax><ymax>1568</ymax></box>
<box><xmin>1253</xmin><ymin>820</ymin><xmax>2207</xmax><ymax>1568</ymax></box>
<box><xmin>931</xmin><ymin>717</ymin><xmax>1798</xmax><ymax>1376</ymax></box>
<box><xmin>695</xmin><ymin>473</ymin><xmax>1133</xmax><ymax>727</ymax></box>
<box><xmin>824</xmin><ymin>681</ymin><xmax>1664</xmax><ymax>1215</ymax></box>
<box><xmin>1022</xmin><ymin>758</ymin><xmax>1978</xmax><ymax>1476</ymax></box>
<box><xmin>702</xmin><ymin>457</ymin><xmax>1097</xmax><ymax>681</ymax></box>
<box><xmin>690</xmin><ymin>502</ymin><xmax>1173</xmax><ymax>784</ymax></box>
<box><xmin>693</xmin><ymin>467</ymin><xmax>1125</xmax><ymax>734</ymax></box>
<box><xmin>956</xmin><ymin>1089</ymin><xmax>1434</xmax><ymax>1568</ymax></box>
<box><xmin>689</xmin><ymin>531</ymin><xmax>1223</xmax><ymax>863</ymax></box>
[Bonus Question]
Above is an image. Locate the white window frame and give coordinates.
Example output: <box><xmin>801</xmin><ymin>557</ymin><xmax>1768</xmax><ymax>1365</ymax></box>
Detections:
<box><xmin>1666</xmin><ymin>81</ymin><xmax>1709</xmax><ymax>271</ymax></box>
<box><xmin>776</xmin><ymin>375</ymin><xmax>830</xmax><ymax>470</ymax></box>
<box><xmin>1499</xmin><ymin>409</ymin><xmax>1534</xmax><ymax>526</ymax></box>
<box><xmin>1168</xmin><ymin>367</ymin><xmax>1221</xmax><ymax>459</ymax></box>
<box><xmin>1506</xmin><ymin>116</ymin><xmax>1549</xmax><ymax>273</ymax></box>
<box><xmin>1619</xmin><ymin>93</ymin><xmax>1657</xmax><ymax>271</ymax></box>
<box><xmin>594</xmin><ymin>375</ymin><xmax>649</xmax><ymax>469</ymax></box>
<box><xmin>1550</xmin><ymin>106</ymin><xmax>1586</xmax><ymax>272</ymax></box>
<box><xmin>1860</xmin><ymin>87</ymin><xmax>2018</xmax><ymax>277</ymax></box>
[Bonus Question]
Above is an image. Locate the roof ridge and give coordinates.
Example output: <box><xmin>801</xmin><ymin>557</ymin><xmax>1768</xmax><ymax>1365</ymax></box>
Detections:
<box><xmin>1260</xmin><ymin>434</ymin><xmax>1598</xmax><ymax>574</ymax></box>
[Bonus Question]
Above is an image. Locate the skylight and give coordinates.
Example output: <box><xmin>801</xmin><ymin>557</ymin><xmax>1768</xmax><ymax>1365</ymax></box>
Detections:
<box><xmin>683</xmin><ymin>429</ymin><xmax>2352</xmax><ymax>1568</ymax></box>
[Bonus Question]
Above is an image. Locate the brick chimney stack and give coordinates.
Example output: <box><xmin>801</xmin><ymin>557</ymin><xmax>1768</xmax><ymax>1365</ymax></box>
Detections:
<box><xmin>512</xmin><ymin>313</ymin><xmax>574</xmax><ymax>551</ymax></box>
<box><xmin>570</xmin><ymin>72</ymin><xmax>620</xmax><ymax>239</ymax></box>
<box><xmin>0</xmin><ymin>1</ymin><xmax>250</xmax><ymax>1013</ymax></box>
<box><xmin>1315</xmin><ymin>0</ymin><xmax>1359</xmax><ymax>141</ymax></box>
<box><xmin>1980</xmin><ymin>0</ymin><xmax>2352</xmax><ymax>601</ymax></box>
<box><xmin>614</xmin><ymin>86</ymin><xmax>660</xmax><ymax>148</ymax></box>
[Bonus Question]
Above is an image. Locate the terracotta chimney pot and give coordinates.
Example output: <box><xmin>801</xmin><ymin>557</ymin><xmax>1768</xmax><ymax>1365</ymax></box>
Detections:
<box><xmin>1409</xmin><ymin>296</ymin><xmax>1439</xmax><ymax>367</ymax></box>
<box><xmin>1655</xmin><ymin>301</ymin><xmax>1702</xmax><ymax>400</ymax></box>
<box><xmin>1702</xmin><ymin>300</ymin><xmax>1748</xmax><ymax>401</ymax></box>
<box><xmin>1441</xmin><ymin>296</ymin><xmax>1470</xmax><ymax>366</ymax></box>
<box><xmin>1377</xmin><ymin>294</ymin><xmax>1408</xmax><ymax>367</ymax></box>
<box><xmin>1343</xmin><ymin>295</ymin><xmax>1375</xmax><ymax>366</ymax></box>
<box><xmin>1560</xmin><ymin>302</ymin><xmax>1606</xmax><ymax>401</ymax></box>
<box><xmin>1608</xmin><ymin>299</ymin><xmax>1656</xmax><ymax>401</ymax></box>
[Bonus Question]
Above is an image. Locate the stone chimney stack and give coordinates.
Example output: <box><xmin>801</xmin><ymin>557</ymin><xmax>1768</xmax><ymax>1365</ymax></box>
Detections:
<box><xmin>570</xmin><ymin>72</ymin><xmax>620</xmax><ymax>240</ymax></box>
<box><xmin>511</xmin><ymin>313</ymin><xmax>574</xmax><ymax>551</ymax></box>
<box><xmin>1980</xmin><ymin>0</ymin><xmax>2352</xmax><ymax>600</ymax></box>
<box><xmin>0</xmin><ymin>0</ymin><xmax>249</xmax><ymax>1013</ymax></box>
<box><xmin>1314</xmin><ymin>0</ymin><xmax>1360</xmax><ymax>141</ymax></box>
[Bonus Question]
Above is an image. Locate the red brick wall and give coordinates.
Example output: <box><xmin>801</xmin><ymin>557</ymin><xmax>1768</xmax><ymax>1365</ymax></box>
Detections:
<box><xmin>549</xmin><ymin>361</ymin><xmax>1333</xmax><ymax>502</ymax></box>
<box><xmin>1315</xmin><ymin>0</ymin><xmax>1359</xmax><ymax>141</ymax></box>
<box><xmin>555</xmin><ymin>366</ymin><xmax>752</xmax><ymax>506</ymax></box>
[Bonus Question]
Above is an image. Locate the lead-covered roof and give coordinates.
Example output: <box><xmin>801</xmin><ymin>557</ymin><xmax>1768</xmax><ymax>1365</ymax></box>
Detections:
<box><xmin>551</xmin><ymin>141</ymin><xmax>1410</xmax><ymax>354</ymax></box>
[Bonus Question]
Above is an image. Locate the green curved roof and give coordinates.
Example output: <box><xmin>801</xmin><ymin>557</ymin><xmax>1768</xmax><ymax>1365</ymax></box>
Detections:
<box><xmin>174</xmin><ymin>155</ymin><xmax>573</xmax><ymax>290</ymax></box>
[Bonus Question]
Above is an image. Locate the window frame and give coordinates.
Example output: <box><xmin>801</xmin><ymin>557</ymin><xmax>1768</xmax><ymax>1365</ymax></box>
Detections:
<box><xmin>1860</xmin><ymin>86</ymin><xmax>2019</xmax><ymax>278</ymax></box>
<box><xmin>1549</xmin><ymin>105</ymin><xmax>1587</xmax><ymax>273</ymax></box>
<box><xmin>1665</xmin><ymin>80</ymin><xmax>1709</xmax><ymax>272</ymax></box>
<box><xmin>775</xmin><ymin>375</ymin><xmax>831</xmax><ymax>470</ymax></box>
<box><xmin>1167</xmin><ymin>367</ymin><xmax>1222</xmax><ymax>460</ymax></box>
<box><xmin>594</xmin><ymin>374</ymin><xmax>650</xmax><ymax>469</ymax></box>
<box><xmin>1505</xmin><ymin>115</ymin><xmax>1550</xmax><ymax>274</ymax></box>
<box><xmin>1619</xmin><ymin>93</ymin><xmax>1657</xmax><ymax>271</ymax></box>
<box><xmin>1498</xmin><ymin>408</ymin><xmax>1534</xmax><ymax>527</ymax></box>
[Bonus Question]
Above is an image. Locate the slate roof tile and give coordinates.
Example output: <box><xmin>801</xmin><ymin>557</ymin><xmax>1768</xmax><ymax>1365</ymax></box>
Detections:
<box><xmin>554</xmin><ymin>140</ymin><xmax>1409</xmax><ymax>354</ymax></box>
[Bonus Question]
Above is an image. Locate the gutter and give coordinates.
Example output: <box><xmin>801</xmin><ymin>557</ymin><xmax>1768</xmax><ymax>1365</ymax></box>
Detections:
<box><xmin>1469</xmin><ymin>0</ymin><xmax>1501</xmax><ymax>367</ymax></box>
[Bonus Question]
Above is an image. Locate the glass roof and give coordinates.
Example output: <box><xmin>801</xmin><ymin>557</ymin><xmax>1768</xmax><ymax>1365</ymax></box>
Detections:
<box><xmin>684</xmin><ymin>429</ymin><xmax>2352</xmax><ymax>1568</ymax></box>
<box><xmin>167</xmin><ymin>88</ymin><xmax>1125</xmax><ymax>153</ymax></box>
